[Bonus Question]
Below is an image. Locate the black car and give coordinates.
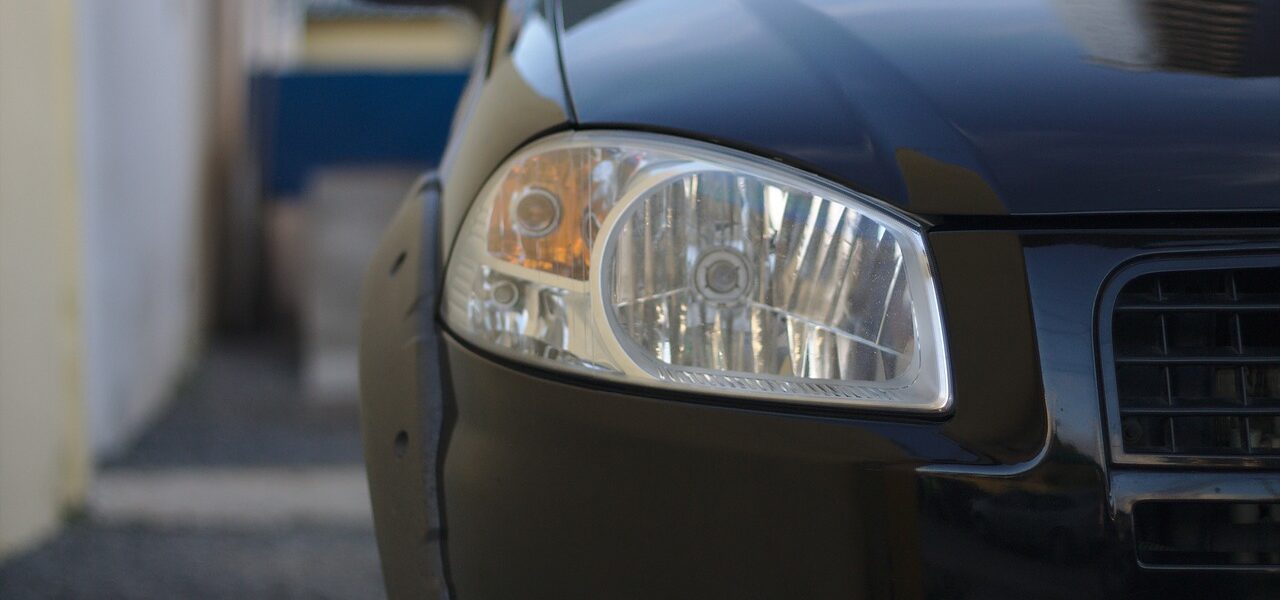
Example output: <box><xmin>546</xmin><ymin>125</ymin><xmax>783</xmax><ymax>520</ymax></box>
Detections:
<box><xmin>359</xmin><ymin>0</ymin><xmax>1280</xmax><ymax>598</ymax></box>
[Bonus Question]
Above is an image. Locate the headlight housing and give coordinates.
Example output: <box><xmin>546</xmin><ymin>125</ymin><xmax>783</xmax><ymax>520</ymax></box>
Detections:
<box><xmin>443</xmin><ymin>132</ymin><xmax>950</xmax><ymax>412</ymax></box>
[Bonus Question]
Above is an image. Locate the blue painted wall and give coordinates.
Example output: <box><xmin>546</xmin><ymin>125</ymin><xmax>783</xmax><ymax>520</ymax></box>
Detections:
<box><xmin>251</xmin><ymin>71</ymin><xmax>468</xmax><ymax>198</ymax></box>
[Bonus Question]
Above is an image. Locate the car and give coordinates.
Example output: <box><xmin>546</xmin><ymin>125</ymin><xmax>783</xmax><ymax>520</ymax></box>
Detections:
<box><xmin>969</xmin><ymin>488</ymin><xmax>1101</xmax><ymax>563</ymax></box>
<box><xmin>358</xmin><ymin>0</ymin><xmax>1280</xmax><ymax>598</ymax></box>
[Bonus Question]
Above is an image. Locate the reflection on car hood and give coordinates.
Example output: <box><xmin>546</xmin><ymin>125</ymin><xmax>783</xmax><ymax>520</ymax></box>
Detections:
<box><xmin>559</xmin><ymin>0</ymin><xmax>1280</xmax><ymax>216</ymax></box>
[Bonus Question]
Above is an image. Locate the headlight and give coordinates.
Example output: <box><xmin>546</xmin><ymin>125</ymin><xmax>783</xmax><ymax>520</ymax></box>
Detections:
<box><xmin>443</xmin><ymin>131</ymin><xmax>950</xmax><ymax>411</ymax></box>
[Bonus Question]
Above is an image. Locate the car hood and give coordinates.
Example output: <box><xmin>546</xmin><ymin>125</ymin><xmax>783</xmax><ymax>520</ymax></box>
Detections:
<box><xmin>558</xmin><ymin>0</ymin><xmax>1280</xmax><ymax>217</ymax></box>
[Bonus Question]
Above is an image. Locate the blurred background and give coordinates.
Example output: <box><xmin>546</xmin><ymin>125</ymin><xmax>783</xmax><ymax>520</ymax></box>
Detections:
<box><xmin>0</xmin><ymin>0</ymin><xmax>476</xmax><ymax>596</ymax></box>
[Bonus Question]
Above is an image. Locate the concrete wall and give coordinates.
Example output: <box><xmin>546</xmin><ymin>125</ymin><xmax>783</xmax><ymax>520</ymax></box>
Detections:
<box><xmin>1</xmin><ymin>0</ymin><xmax>214</xmax><ymax>558</ymax></box>
<box><xmin>0</xmin><ymin>0</ymin><xmax>91</xmax><ymax>558</ymax></box>
<box><xmin>77</xmin><ymin>0</ymin><xmax>212</xmax><ymax>457</ymax></box>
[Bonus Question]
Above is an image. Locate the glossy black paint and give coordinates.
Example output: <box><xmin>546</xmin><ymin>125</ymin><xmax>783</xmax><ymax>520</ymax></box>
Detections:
<box><xmin>560</xmin><ymin>0</ymin><xmax>1280</xmax><ymax>217</ymax></box>
<box><xmin>435</xmin><ymin>230</ymin><xmax>1058</xmax><ymax>598</ymax></box>
<box><xmin>358</xmin><ymin>0</ymin><xmax>1280</xmax><ymax>598</ymax></box>
<box><xmin>429</xmin><ymin>229</ymin><xmax>1280</xmax><ymax>599</ymax></box>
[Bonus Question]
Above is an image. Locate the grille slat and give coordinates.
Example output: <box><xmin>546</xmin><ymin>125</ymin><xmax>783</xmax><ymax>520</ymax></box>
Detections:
<box><xmin>1117</xmin><ymin>301</ymin><xmax>1280</xmax><ymax>313</ymax></box>
<box><xmin>1108</xmin><ymin>263</ymin><xmax>1280</xmax><ymax>461</ymax></box>
<box><xmin>1122</xmin><ymin>406</ymin><xmax>1280</xmax><ymax>417</ymax></box>
<box><xmin>1117</xmin><ymin>353</ymin><xmax>1280</xmax><ymax>366</ymax></box>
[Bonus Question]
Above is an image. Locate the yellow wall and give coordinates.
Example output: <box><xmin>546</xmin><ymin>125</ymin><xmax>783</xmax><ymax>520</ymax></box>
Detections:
<box><xmin>303</xmin><ymin>18</ymin><xmax>480</xmax><ymax>69</ymax></box>
<box><xmin>0</xmin><ymin>0</ymin><xmax>90</xmax><ymax>558</ymax></box>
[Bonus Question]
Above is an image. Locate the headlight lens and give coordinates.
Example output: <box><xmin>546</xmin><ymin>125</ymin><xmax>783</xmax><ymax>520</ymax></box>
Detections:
<box><xmin>443</xmin><ymin>132</ymin><xmax>950</xmax><ymax>411</ymax></box>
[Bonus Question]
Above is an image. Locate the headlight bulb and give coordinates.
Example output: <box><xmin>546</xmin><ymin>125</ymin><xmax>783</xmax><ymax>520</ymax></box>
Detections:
<box><xmin>511</xmin><ymin>188</ymin><xmax>561</xmax><ymax>238</ymax></box>
<box><xmin>693</xmin><ymin>248</ymin><xmax>752</xmax><ymax>303</ymax></box>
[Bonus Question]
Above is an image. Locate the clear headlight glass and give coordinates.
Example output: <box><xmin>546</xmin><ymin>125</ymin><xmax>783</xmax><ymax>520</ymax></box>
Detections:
<box><xmin>443</xmin><ymin>132</ymin><xmax>950</xmax><ymax>411</ymax></box>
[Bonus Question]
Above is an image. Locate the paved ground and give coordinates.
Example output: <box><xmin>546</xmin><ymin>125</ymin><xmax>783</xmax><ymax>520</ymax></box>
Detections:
<box><xmin>0</xmin><ymin>337</ymin><xmax>384</xmax><ymax>599</ymax></box>
<box><xmin>0</xmin><ymin>524</ymin><xmax>381</xmax><ymax>599</ymax></box>
<box><xmin>107</xmin><ymin>337</ymin><xmax>364</xmax><ymax>469</ymax></box>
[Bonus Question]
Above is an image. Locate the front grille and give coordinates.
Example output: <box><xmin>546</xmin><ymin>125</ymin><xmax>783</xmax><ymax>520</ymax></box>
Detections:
<box><xmin>1106</xmin><ymin>262</ymin><xmax>1280</xmax><ymax>461</ymax></box>
<box><xmin>1135</xmin><ymin>501</ymin><xmax>1280</xmax><ymax>567</ymax></box>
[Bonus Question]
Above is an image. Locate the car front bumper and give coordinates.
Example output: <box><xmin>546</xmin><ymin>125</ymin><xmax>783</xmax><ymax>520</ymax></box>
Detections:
<box><xmin>361</xmin><ymin>184</ymin><xmax>1280</xmax><ymax>599</ymax></box>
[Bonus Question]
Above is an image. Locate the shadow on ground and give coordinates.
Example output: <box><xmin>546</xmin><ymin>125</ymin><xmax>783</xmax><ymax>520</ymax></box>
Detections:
<box><xmin>0</xmin><ymin>336</ymin><xmax>384</xmax><ymax>599</ymax></box>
